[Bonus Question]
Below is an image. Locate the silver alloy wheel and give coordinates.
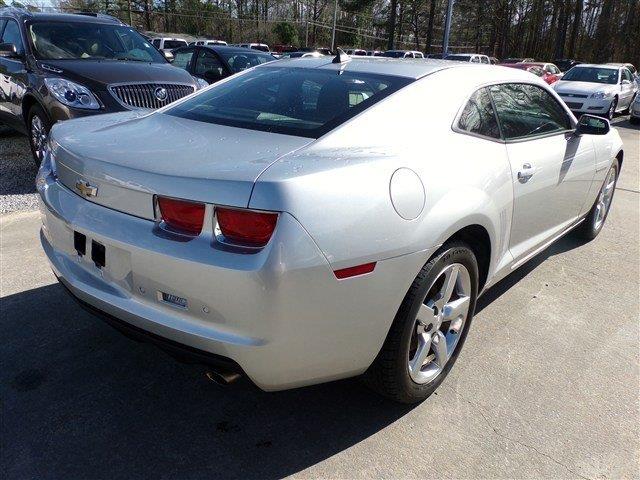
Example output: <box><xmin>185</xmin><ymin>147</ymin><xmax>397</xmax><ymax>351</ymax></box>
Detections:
<box><xmin>408</xmin><ymin>263</ymin><xmax>471</xmax><ymax>384</ymax></box>
<box><xmin>594</xmin><ymin>165</ymin><xmax>617</xmax><ymax>230</ymax></box>
<box><xmin>31</xmin><ymin>115</ymin><xmax>47</xmax><ymax>162</ymax></box>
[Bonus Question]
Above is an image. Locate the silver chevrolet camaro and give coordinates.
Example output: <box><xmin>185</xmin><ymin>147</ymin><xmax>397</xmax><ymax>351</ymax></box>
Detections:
<box><xmin>37</xmin><ymin>57</ymin><xmax>623</xmax><ymax>403</ymax></box>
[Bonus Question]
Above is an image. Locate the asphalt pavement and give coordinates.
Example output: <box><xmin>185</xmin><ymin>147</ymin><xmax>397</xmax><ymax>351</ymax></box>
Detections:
<box><xmin>1</xmin><ymin>119</ymin><xmax>638</xmax><ymax>479</ymax></box>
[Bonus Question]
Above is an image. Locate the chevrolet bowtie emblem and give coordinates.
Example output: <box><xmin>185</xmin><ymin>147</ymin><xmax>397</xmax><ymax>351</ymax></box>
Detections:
<box><xmin>75</xmin><ymin>181</ymin><xmax>98</xmax><ymax>197</ymax></box>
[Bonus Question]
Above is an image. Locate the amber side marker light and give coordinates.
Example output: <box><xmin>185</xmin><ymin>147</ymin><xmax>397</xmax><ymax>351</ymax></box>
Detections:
<box><xmin>333</xmin><ymin>262</ymin><xmax>377</xmax><ymax>279</ymax></box>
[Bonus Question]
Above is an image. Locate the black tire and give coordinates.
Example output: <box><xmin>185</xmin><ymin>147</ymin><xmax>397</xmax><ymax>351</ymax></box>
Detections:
<box><xmin>606</xmin><ymin>97</ymin><xmax>618</xmax><ymax>120</ymax></box>
<box><xmin>630</xmin><ymin>116</ymin><xmax>640</xmax><ymax>125</ymax></box>
<box><xmin>575</xmin><ymin>159</ymin><xmax>619</xmax><ymax>240</ymax></box>
<box><xmin>27</xmin><ymin>104</ymin><xmax>52</xmax><ymax>167</ymax></box>
<box><xmin>364</xmin><ymin>242</ymin><xmax>479</xmax><ymax>403</ymax></box>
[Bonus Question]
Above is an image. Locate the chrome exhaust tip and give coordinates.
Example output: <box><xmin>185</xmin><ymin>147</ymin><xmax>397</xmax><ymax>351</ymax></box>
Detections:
<box><xmin>205</xmin><ymin>369</ymin><xmax>242</xmax><ymax>386</ymax></box>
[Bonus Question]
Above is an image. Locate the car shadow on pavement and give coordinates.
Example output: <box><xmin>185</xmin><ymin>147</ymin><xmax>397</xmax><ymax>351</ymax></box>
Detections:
<box><xmin>1</xmin><ymin>283</ymin><xmax>416</xmax><ymax>480</ymax></box>
<box><xmin>476</xmin><ymin>233</ymin><xmax>587</xmax><ymax>314</ymax></box>
<box><xmin>612</xmin><ymin>118</ymin><xmax>640</xmax><ymax>131</ymax></box>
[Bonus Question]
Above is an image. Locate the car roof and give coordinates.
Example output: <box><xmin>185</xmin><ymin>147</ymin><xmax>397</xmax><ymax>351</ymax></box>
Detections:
<box><xmin>572</xmin><ymin>63</ymin><xmax>619</xmax><ymax>70</ymax></box>
<box><xmin>259</xmin><ymin>56</ymin><xmax>543</xmax><ymax>82</ymax></box>
<box><xmin>0</xmin><ymin>9</ymin><xmax>124</xmax><ymax>24</ymax></box>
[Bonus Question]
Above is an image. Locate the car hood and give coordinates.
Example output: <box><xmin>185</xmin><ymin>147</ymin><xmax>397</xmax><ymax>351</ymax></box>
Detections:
<box><xmin>50</xmin><ymin>112</ymin><xmax>313</xmax><ymax>218</ymax></box>
<box><xmin>554</xmin><ymin>80</ymin><xmax>616</xmax><ymax>95</ymax></box>
<box><xmin>37</xmin><ymin>60</ymin><xmax>195</xmax><ymax>87</ymax></box>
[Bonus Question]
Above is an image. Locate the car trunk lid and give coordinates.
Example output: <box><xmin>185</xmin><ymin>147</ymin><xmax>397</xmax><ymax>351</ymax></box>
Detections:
<box><xmin>51</xmin><ymin>112</ymin><xmax>313</xmax><ymax>220</ymax></box>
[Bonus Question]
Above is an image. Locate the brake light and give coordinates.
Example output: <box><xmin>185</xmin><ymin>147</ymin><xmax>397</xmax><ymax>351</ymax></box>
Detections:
<box><xmin>157</xmin><ymin>196</ymin><xmax>205</xmax><ymax>235</ymax></box>
<box><xmin>215</xmin><ymin>207</ymin><xmax>278</xmax><ymax>247</ymax></box>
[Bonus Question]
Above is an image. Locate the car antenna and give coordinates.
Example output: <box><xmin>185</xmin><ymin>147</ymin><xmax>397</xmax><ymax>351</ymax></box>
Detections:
<box><xmin>332</xmin><ymin>48</ymin><xmax>351</xmax><ymax>64</ymax></box>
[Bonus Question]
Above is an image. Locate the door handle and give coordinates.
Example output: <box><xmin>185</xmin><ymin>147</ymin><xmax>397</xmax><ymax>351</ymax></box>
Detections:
<box><xmin>517</xmin><ymin>163</ymin><xmax>535</xmax><ymax>182</ymax></box>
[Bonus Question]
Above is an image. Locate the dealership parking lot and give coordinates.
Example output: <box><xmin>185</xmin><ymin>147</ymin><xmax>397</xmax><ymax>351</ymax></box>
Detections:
<box><xmin>1</xmin><ymin>120</ymin><xmax>639</xmax><ymax>478</ymax></box>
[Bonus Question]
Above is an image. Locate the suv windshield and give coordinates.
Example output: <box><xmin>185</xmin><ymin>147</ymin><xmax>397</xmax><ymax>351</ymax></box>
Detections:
<box><xmin>166</xmin><ymin>66</ymin><xmax>412</xmax><ymax>138</ymax></box>
<box><xmin>562</xmin><ymin>67</ymin><xmax>618</xmax><ymax>84</ymax></box>
<box><xmin>28</xmin><ymin>21</ymin><xmax>166</xmax><ymax>62</ymax></box>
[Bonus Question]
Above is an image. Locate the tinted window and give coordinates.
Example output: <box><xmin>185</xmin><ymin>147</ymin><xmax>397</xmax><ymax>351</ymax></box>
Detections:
<box><xmin>382</xmin><ymin>51</ymin><xmax>405</xmax><ymax>58</ymax></box>
<box><xmin>622</xmin><ymin>69</ymin><xmax>632</xmax><ymax>81</ymax></box>
<box><xmin>166</xmin><ymin>67</ymin><xmax>412</xmax><ymax>138</ymax></box>
<box><xmin>163</xmin><ymin>40</ymin><xmax>188</xmax><ymax>49</ymax></box>
<box><xmin>489</xmin><ymin>83</ymin><xmax>571</xmax><ymax>140</ymax></box>
<box><xmin>194</xmin><ymin>49</ymin><xmax>223</xmax><ymax>76</ymax></box>
<box><xmin>562</xmin><ymin>67</ymin><xmax>618</xmax><ymax>85</ymax></box>
<box><xmin>28</xmin><ymin>22</ymin><xmax>165</xmax><ymax>62</ymax></box>
<box><xmin>457</xmin><ymin>88</ymin><xmax>501</xmax><ymax>139</ymax></box>
<box><xmin>0</xmin><ymin>20</ymin><xmax>6</xmax><ymax>37</ymax></box>
<box><xmin>217</xmin><ymin>49</ymin><xmax>273</xmax><ymax>72</ymax></box>
<box><xmin>172</xmin><ymin>48</ymin><xmax>194</xmax><ymax>69</ymax></box>
<box><xmin>2</xmin><ymin>20</ymin><xmax>23</xmax><ymax>54</ymax></box>
<box><xmin>447</xmin><ymin>54</ymin><xmax>472</xmax><ymax>62</ymax></box>
<box><xmin>152</xmin><ymin>39</ymin><xmax>161</xmax><ymax>47</ymax></box>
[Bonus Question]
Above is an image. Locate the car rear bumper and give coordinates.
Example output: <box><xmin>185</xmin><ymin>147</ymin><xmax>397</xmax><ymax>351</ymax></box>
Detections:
<box><xmin>37</xmin><ymin>167</ymin><xmax>428</xmax><ymax>391</ymax></box>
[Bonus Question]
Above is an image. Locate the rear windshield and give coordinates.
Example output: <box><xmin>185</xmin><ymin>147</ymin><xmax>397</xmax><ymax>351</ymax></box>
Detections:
<box><xmin>382</xmin><ymin>51</ymin><xmax>405</xmax><ymax>58</ymax></box>
<box><xmin>217</xmin><ymin>49</ymin><xmax>274</xmax><ymax>72</ymax></box>
<box><xmin>165</xmin><ymin>66</ymin><xmax>412</xmax><ymax>138</ymax></box>
<box><xmin>446</xmin><ymin>55</ymin><xmax>471</xmax><ymax>61</ymax></box>
<box><xmin>562</xmin><ymin>67</ymin><xmax>618</xmax><ymax>84</ymax></box>
<box><xmin>164</xmin><ymin>40</ymin><xmax>188</xmax><ymax>49</ymax></box>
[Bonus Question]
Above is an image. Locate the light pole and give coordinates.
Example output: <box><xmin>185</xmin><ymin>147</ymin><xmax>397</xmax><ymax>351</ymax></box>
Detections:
<box><xmin>442</xmin><ymin>0</ymin><xmax>455</xmax><ymax>56</ymax></box>
<box><xmin>331</xmin><ymin>0</ymin><xmax>338</xmax><ymax>52</ymax></box>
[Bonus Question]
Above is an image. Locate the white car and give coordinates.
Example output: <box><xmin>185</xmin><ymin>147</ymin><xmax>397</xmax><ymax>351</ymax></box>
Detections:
<box><xmin>382</xmin><ymin>50</ymin><xmax>424</xmax><ymax>59</ymax></box>
<box><xmin>238</xmin><ymin>43</ymin><xmax>270</xmax><ymax>52</ymax></box>
<box><xmin>554</xmin><ymin>64</ymin><xmax>638</xmax><ymax>120</ymax></box>
<box><xmin>192</xmin><ymin>39</ymin><xmax>228</xmax><ymax>46</ymax></box>
<box><xmin>151</xmin><ymin>37</ymin><xmax>189</xmax><ymax>52</ymax></box>
<box><xmin>37</xmin><ymin>59</ymin><xmax>623</xmax><ymax>403</ymax></box>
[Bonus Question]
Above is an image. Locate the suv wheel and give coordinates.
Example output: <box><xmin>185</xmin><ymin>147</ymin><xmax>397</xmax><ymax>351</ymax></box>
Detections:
<box><xmin>28</xmin><ymin>105</ymin><xmax>51</xmax><ymax>167</ymax></box>
<box><xmin>365</xmin><ymin>242</ymin><xmax>478</xmax><ymax>403</ymax></box>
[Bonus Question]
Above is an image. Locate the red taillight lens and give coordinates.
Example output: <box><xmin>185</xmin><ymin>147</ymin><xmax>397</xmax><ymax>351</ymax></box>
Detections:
<box><xmin>157</xmin><ymin>196</ymin><xmax>205</xmax><ymax>236</ymax></box>
<box><xmin>215</xmin><ymin>207</ymin><xmax>278</xmax><ymax>247</ymax></box>
<box><xmin>333</xmin><ymin>262</ymin><xmax>376</xmax><ymax>279</ymax></box>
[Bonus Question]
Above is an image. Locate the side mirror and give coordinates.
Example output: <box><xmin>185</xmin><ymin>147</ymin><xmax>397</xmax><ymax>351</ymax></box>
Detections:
<box><xmin>0</xmin><ymin>43</ymin><xmax>23</xmax><ymax>60</ymax></box>
<box><xmin>576</xmin><ymin>114</ymin><xmax>610</xmax><ymax>135</ymax></box>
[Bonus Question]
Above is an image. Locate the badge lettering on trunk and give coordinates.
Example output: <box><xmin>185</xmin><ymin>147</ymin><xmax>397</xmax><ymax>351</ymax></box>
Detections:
<box><xmin>75</xmin><ymin>181</ymin><xmax>98</xmax><ymax>197</ymax></box>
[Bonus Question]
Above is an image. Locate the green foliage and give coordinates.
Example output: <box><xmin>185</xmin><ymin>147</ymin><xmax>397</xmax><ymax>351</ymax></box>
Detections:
<box><xmin>272</xmin><ymin>21</ymin><xmax>298</xmax><ymax>45</ymax></box>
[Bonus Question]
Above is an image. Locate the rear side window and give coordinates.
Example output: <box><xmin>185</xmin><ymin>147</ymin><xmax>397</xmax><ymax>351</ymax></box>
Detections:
<box><xmin>172</xmin><ymin>48</ymin><xmax>194</xmax><ymax>69</ymax></box>
<box><xmin>489</xmin><ymin>83</ymin><xmax>571</xmax><ymax>140</ymax></box>
<box><xmin>166</xmin><ymin>67</ymin><xmax>412</xmax><ymax>138</ymax></box>
<box><xmin>457</xmin><ymin>87</ymin><xmax>501</xmax><ymax>139</ymax></box>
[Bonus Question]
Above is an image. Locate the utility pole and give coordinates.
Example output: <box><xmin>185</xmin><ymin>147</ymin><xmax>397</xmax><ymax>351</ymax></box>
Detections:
<box><xmin>442</xmin><ymin>0</ymin><xmax>455</xmax><ymax>56</ymax></box>
<box><xmin>331</xmin><ymin>0</ymin><xmax>338</xmax><ymax>52</ymax></box>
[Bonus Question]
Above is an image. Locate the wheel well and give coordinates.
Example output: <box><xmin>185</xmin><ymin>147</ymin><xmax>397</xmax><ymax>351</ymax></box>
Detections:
<box><xmin>445</xmin><ymin>225</ymin><xmax>491</xmax><ymax>292</ymax></box>
<box><xmin>21</xmin><ymin>95</ymin><xmax>38</xmax><ymax>125</ymax></box>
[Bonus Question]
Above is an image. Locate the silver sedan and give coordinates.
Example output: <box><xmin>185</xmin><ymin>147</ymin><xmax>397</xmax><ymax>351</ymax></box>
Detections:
<box><xmin>37</xmin><ymin>57</ymin><xmax>623</xmax><ymax>403</ymax></box>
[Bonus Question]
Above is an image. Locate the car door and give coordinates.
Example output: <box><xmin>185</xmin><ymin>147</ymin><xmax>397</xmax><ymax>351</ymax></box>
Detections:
<box><xmin>619</xmin><ymin>68</ymin><xmax>636</xmax><ymax>108</ymax></box>
<box><xmin>193</xmin><ymin>48</ymin><xmax>227</xmax><ymax>84</ymax></box>
<box><xmin>0</xmin><ymin>18</ymin><xmax>28</xmax><ymax>131</ymax></box>
<box><xmin>489</xmin><ymin>82</ymin><xmax>596</xmax><ymax>262</ymax></box>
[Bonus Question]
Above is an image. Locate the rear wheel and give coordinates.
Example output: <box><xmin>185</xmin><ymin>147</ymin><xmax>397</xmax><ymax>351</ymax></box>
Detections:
<box><xmin>28</xmin><ymin>104</ymin><xmax>51</xmax><ymax>167</ymax></box>
<box><xmin>364</xmin><ymin>242</ymin><xmax>478</xmax><ymax>403</ymax></box>
<box><xmin>576</xmin><ymin>160</ymin><xmax>619</xmax><ymax>240</ymax></box>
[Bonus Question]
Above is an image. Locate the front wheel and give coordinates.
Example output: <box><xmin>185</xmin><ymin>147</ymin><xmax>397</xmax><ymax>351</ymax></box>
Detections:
<box><xmin>576</xmin><ymin>160</ymin><xmax>619</xmax><ymax>240</ymax></box>
<box><xmin>606</xmin><ymin>97</ymin><xmax>618</xmax><ymax>120</ymax></box>
<box><xmin>364</xmin><ymin>242</ymin><xmax>478</xmax><ymax>403</ymax></box>
<box><xmin>27</xmin><ymin>104</ymin><xmax>51</xmax><ymax>167</ymax></box>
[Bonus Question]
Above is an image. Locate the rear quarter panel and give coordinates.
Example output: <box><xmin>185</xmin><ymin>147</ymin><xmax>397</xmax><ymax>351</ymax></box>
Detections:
<box><xmin>250</xmin><ymin>68</ymin><xmax>515</xmax><ymax>283</ymax></box>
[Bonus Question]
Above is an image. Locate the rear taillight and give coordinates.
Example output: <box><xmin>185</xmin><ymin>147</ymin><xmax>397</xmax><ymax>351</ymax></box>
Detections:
<box><xmin>215</xmin><ymin>207</ymin><xmax>278</xmax><ymax>247</ymax></box>
<box><xmin>157</xmin><ymin>196</ymin><xmax>205</xmax><ymax>236</ymax></box>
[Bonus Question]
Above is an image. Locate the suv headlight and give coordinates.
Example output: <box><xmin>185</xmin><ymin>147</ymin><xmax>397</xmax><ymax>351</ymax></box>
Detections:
<box><xmin>591</xmin><ymin>91</ymin><xmax>612</xmax><ymax>100</ymax></box>
<box><xmin>44</xmin><ymin>78</ymin><xmax>101</xmax><ymax>110</ymax></box>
